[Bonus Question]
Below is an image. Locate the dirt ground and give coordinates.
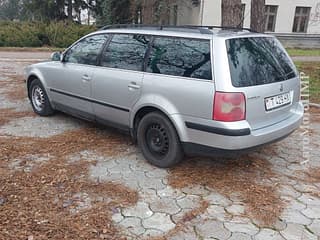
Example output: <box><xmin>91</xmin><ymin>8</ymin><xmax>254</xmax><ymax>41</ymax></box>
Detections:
<box><xmin>0</xmin><ymin>51</ymin><xmax>319</xmax><ymax>240</ymax></box>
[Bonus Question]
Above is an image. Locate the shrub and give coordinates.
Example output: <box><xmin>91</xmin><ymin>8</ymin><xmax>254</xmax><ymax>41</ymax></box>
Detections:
<box><xmin>0</xmin><ymin>21</ymin><xmax>96</xmax><ymax>48</ymax></box>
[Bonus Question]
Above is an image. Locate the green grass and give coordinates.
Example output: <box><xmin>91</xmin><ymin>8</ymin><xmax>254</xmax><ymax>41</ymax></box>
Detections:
<box><xmin>287</xmin><ymin>48</ymin><xmax>320</xmax><ymax>57</ymax></box>
<box><xmin>0</xmin><ymin>47</ymin><xmax>64</xmax><ymax>52</ymax></box>
<box><xmin>295</xmin><ymin>61</ymin><xmax>320</xmax><ymax>103</ymax></box>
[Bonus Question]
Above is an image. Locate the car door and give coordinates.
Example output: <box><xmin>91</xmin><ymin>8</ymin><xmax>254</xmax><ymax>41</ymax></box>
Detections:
<box><xmin>91</xmin><ymin>34</ymin><xmax>151</xmax><ymax>128</ymax></box>
<box><xmin>47</xmin><ymin>34</ymin><xmax>109</xmax><ymax>120</ymax></box>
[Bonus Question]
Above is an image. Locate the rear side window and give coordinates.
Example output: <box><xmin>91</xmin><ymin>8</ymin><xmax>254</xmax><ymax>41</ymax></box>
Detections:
<box><xmin>147</xmin><ymin>37</ymin><xmax>212</xmax><ymax>80</ymax></box>
<box><xmin>226</xmin><ymin>37</ymin><xmax>297</xmax><ymax>87</ymax></box>
<box><xmin>101</xmin><ymin>34</ymin><xmax>150</xmax><ymax>71</ymax></box>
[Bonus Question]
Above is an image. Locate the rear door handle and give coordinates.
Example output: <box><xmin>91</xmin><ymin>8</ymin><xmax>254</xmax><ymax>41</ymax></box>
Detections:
<box><xmin>128</xmin><ymin>82</ymin><xmax>140</xmax><ymax>90</ymax></box>
<box><xmin>82</xmin><ymin>74</ymin><xmax>91</xmax><ymax>82</ymax></box>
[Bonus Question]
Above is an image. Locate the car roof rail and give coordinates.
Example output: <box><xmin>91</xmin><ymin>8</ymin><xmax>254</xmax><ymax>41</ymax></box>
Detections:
<box><xmin>183</xmin><ymin>25</ymin><xmax>258</xmax><ymax>33</ymax></box>
<box><xmin>98</xmin><ymin>24</ymin><xmax>257</xmax><ymax>34</ymax></box>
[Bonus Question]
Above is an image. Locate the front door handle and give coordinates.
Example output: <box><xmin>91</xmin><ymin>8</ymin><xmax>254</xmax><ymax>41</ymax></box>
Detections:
<box><xmin>82</xmin><ymin>74</ymin><xmax>91</xmax><ymax>82</ymax></box>
<box><xmin>128</xmin><ymin>82</ymin><xmax>140</xmax><ymax>90</ymax></box>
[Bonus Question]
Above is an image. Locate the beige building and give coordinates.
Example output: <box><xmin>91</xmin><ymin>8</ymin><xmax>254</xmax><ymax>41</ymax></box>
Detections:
<box><xmin>171</xmin><ymin>0</ymin><xmax>320</xmax><ymax>34</ymax></box>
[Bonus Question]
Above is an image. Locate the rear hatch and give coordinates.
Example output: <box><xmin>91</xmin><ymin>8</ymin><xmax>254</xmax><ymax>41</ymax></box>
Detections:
<box><xmin>225</xmin><ymin>36</ymin><xmax>300</xmax><ymax>130</ymax></box>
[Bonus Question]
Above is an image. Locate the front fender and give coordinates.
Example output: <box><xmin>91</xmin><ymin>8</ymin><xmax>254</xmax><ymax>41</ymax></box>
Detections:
<box><xmin>26</xmin><ymin>67</ymin><xmax>53</xmax><ymax>104</ymax></box>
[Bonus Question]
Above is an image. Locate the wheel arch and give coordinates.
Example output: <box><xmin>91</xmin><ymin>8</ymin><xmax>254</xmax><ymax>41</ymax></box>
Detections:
<box><xmin>27</xmin><ymin>74</ymin><xmax>39</xmax><ymax>99</ymax></box>
<box><xmin>26</xmin><ymin>71</ymin><xmax>51</xmax><ymax>103</ymax></box>
<box><xmin>131</xmin><ymin>105</ymin><xmax>184</xmax><ymax>143</ymax></box>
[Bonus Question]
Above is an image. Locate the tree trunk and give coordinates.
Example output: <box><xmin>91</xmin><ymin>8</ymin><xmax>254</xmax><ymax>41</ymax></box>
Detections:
<box><xmin>67</xmin><ymin>0</ymin><xmax>73</xmax><ymax>20</ymax></box>
<box><xmin>87</xmin><ymin>9</ymin><xmax>90</xmax><ymax>25</ymax></box>
<box><xmin>250</xmin><ymin>0</ymin><xmax>265</xmax><ymax>32</ymax></box>
<box><xmin>221</xmin><ymin>0</ymin><xmax>242</xmax><ymax>28</ymax></box>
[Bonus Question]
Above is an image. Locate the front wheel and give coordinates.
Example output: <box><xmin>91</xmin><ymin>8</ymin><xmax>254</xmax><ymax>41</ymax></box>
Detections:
<box><xmin>137</xmin><ymin>112</ymin><xmax>183</xmax><ymax>168</ymax></box>
<box><xmin>29</xmin><ymin>79</ymin><xmax>54</xmax><ymax>116</ymax></box>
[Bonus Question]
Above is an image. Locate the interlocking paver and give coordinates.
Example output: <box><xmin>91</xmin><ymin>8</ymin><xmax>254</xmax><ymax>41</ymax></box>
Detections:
<box><xmin>280</xmin><ymin>223</ymin><xmax>318</xmax><ymax>240</ymax></box>
<box><xmin>176</xmin><ymin>195</ymin><xmax>201</xmax><ymax>209</ymax></box>
<box><xmin>2</xmin><ymin>57</ymin><xmax>320</xmax><ymax>240</ymax></box>
<box><xmin>196</xmin><ymin>220</ymin><xmax>231</xmax><ymax>240</ymax></box>
<box><xmin>206</xmin><ymin>205</ymin><xmax>230</xmax><ymax>221</ymax></box>
<box><xmin>224</xmin><ymin>222</ymin><xmax>259</xmax><ymax>236</ymax></box>
<box><xmin>204</xmin><ymin>192</ymin><xmax>232</xmax><ymax>207</ymax></box>
<box><xmin>142</xmin><ymin>212</ymin><xmax>175</xmax><ymax>232</ymax></box>
<box><xmin>280</xmin><ymin>209</ymin><xmax>312</xmax><ymax>225</ymax></box>
<box><xmin>226</xmin><ymin>204</ymin><xmax>245</xmax><ymax>215</ymax></box>
<box><xmin>149</xmin><ymin>197</ymin><xmax>181</xmax><ymax>215</ymax></box>
<box><xmin>228</xmin><ymin>232</ymin><xmax>253</xmax><ymax>240</ymax></box>
<box><xmin>309</xmin><ymin>219</ymin><xmax>320</xmax><ymax>237</ymax></box>
<box><xmin>122</xmin><ymin>201</ymin><xmax>153</xmax><ymax>219</ymax></box>
<box><xmin>119</xmin><ymin>217</ymin><xmax>145</xmax><ymax>236</ymax></box>
<box><xmin>156</xmin><ymin>186</ymin><xmax>186</xmax><ymax>200</ymax></box>
<box><xmin>301</xmin><ymin>205</ymin><xmax>320</xmax><ymax>219</ymax></box>
<box><xmin>254</xmin><ymin>229</ymin><xmax>285</xmax><ymax>240</ymax></box>
<box><xmin>168</xmin><ymin>225</ymin><xmax>198</xmax><ymax>240</ymax></box>
<box><xmin>298</xmin><ymin>194</ymin><xmax>320</xmax><ymax>206</ymax></box>
<box><xmin>280</xmin><ymin>185</ymin><xmax>302</xmax><ymax>198</ymax></box>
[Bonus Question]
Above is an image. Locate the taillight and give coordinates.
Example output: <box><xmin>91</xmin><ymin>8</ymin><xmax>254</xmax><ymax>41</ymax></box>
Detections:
<box><xmin>213</xmin><ymin>92</ymin><xmax>246</xmax><ymax>122</ymax></box>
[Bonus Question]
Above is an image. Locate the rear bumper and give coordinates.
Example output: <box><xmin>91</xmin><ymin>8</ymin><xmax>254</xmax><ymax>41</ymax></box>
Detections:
<box><xmin>173</xmin><ymin>101</ymin><xmax>304</xmax><ymax>152</ymax></box>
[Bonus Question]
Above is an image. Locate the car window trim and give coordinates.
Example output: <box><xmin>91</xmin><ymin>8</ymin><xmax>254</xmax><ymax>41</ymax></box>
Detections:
<box><xmin>97</xmin><ymin>33</ymin><xmax>113</xmax><ymax>66</ymax></box>
<box><xmin>143</xmin><ymin>36</ymin><xmax>155</xmax><ymax>72</ymax></box>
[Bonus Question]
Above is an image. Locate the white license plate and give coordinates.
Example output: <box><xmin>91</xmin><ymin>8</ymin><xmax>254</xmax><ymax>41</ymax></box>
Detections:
<box><xmin>265</xmin><ymin>92</ymin><xmax>292</xmax><ymax>111</ymax></box>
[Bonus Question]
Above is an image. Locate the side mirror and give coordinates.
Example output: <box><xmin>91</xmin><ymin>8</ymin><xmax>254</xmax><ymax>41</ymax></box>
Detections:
<box><xmin>51</xmin><ymin>52</ymin><xmax>62</xmax><ymax>61</ymax></box>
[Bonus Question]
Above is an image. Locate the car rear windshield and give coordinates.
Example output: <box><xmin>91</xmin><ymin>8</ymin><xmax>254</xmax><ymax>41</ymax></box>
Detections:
<box><xmin>226</xmin><ymin>37</ymin><xmax>297</xmax><ymax>87</ymax></box>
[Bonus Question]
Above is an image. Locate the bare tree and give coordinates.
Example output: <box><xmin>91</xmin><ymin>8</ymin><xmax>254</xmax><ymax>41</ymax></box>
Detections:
<box><xmin>250</xmin><ymin>0</ymin><xmax>265</xmax><ymax>32</ymax></box>
<box><xmin>221</xmin><ymin>0</ymin><xmax>242</xmax><ymax>27</ymax></box>
<box><xmin>67</xmin><ymin>0</ymin><xmax>73</xmax><ymax>20</ymax></box>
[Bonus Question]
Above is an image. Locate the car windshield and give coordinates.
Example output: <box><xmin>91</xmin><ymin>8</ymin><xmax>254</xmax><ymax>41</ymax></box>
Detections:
<box><xmin>226</xmin><ymin>37</ymin><xmax>297</xmax><ymax>87</ymax></box>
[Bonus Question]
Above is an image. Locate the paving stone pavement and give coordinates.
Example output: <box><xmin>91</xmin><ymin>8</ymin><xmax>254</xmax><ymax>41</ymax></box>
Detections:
<box><xmin>1</xmin><ymin>54</ymin><xmax>319</xmax><ymax>239</ymax></box>
<box><xmin>86</xmin><ymin>120</ymin><xmax>320</xmax><ymax>239</ymax></box>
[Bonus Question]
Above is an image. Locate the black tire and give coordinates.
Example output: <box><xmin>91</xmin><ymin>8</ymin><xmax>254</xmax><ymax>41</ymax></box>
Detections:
<box><xmin>137</xmin><ymin>112</ymin><xmax>183</xmax><ymax>168</ymax></box>
<box><xmin>29</xmin><ymin>79</ymin><xmax>54</xmax><ymax>116</ymax></box>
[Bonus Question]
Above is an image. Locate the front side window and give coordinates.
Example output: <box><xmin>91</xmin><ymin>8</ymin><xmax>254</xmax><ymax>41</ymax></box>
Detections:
<box><xmin>293</xmin><ymin>7</ymin><xmax>311</xmax><ymax>33</ymax></box>
<box><xmin>147</xmin><ymin>37</ymin><xmax>212</xmax><ymax>80</ymax></box>
<box><xmin>265</xmin><ymin>5</ymin><xmax>278</xmax><ymax>32</ymax></box>
<box><xmin>226</xmin><ymin>37</ymin><xmax>297</xmax><ymax>87</ymax></box>
<box><xmin>100</xmin><ymin>34</ymin><xmax>150</xmax><ymax>71</ymax></box>
<box><xmin>64</xmin><ymin>34</ymin><xmax>108</xmax><ymax>65</ymax></box>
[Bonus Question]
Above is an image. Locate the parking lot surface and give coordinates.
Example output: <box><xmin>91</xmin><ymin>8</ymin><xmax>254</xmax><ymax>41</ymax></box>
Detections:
<box><xmin>0</xmin><ymin>51</ymin><xmax>319</xmax><ymax>240</ymax></box>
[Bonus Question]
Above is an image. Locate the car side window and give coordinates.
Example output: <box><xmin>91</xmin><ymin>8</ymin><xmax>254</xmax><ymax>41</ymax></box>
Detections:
<box><xmin>100</xmin><ymin>34</ymin><xmax>150</xmax><ymax>71</ymax></box>
<box><xmin>64</xmin><ymin>34</ymin><xmax>108</xmax><ymax>66</ymax></box>
<box><xmin>147</xmin><ymin>37</ymin><xmax>212</xmax><ymax>80</ymax></box>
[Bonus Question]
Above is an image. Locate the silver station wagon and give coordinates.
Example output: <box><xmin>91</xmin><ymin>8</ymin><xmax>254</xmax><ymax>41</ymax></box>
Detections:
<box><xmin>25</xmin><ymin>25</ymin><xmax>304</xmax><ymax>168</ymax></box>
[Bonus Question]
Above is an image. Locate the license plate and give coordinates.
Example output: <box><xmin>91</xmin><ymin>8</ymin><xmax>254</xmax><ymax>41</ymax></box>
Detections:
<box><xmin>265</xmin><ymin>92</ymin><xmax>292</xmax><ymax>111</ymax></box>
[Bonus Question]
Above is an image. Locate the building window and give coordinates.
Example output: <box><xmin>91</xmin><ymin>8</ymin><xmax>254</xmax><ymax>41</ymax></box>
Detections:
<box><xmin>173</xmin><ymin>5</ymin><xmax>178</xmax><ymax>25</ymax></box>
<box><xmin>265</xmin><ymin>5</ymin><xmax>278</xmax><ymax>32</ymax></box>
<box><xmin>239</xmin><ymin>4</ymin><xmax>246</xmax><ymax>28</ymax></box>
<box><xmin>293</xmin><ymin>7</ymin><xmax>311</xmax><ymax>33</ymax></box>
<box><xmin>170</xmin><ymin>5</ymin><xmax>178</xmax><ymax>26</ymax></box>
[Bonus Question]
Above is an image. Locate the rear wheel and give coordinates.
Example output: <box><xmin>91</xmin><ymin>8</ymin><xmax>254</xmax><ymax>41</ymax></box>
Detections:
<box><xmin>29</xmin><ymin>79</ymin><xmax>54</xmax><ymax>116</ymax></box>
<box><xmin>137</xmin><ymin>112</ymin><xmax>183</xmax><ymax>168</ymax></box>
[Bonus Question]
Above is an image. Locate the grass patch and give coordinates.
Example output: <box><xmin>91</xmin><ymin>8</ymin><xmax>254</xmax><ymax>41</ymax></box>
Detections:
<box><xmin>0</xmin><ymin>47</ymin><xmax>64</xmax><ymax>52</ymax></box>
<box><xmin>287</xmin><ymin>48</ymin><xmax>320</xmax><ymax>57</ymax></box>
<box><xmin>295</xmin><ymin>61</ymin><xmax>320</xmax><ymax>103</ymax></box>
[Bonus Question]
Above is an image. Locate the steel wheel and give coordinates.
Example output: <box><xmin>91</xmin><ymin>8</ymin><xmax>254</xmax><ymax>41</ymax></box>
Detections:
<box><xmin>28</xmin><ymin>79</ymin><xmax>54</xmax><ymax>116</ymax></box>
<box><xmin>31</xmin><ymin>86</ymin><xmax>45</xmax><ymax>112</ymax></box>
<box><xmin>145</xmin><ymin>123</ymin><xmax>170</xmax><ymax>158</ymax></box>
<box><xmin>137</xmin><ymin>112</ymin><xmax>183</xmax><ymax>168</ymax></box>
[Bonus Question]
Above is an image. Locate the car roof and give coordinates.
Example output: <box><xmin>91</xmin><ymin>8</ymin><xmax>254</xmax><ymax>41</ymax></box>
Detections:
<box><xmin>91</xmin><ymin>25</ymin><xmax>272</xmax><ymax>40</ymax></box>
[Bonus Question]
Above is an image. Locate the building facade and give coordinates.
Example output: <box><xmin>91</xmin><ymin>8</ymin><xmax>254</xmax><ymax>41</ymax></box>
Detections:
<box><xmin>172</xmin><ymin>0</ymin><xmax>320</xmax><ymax>34</ymax></box>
